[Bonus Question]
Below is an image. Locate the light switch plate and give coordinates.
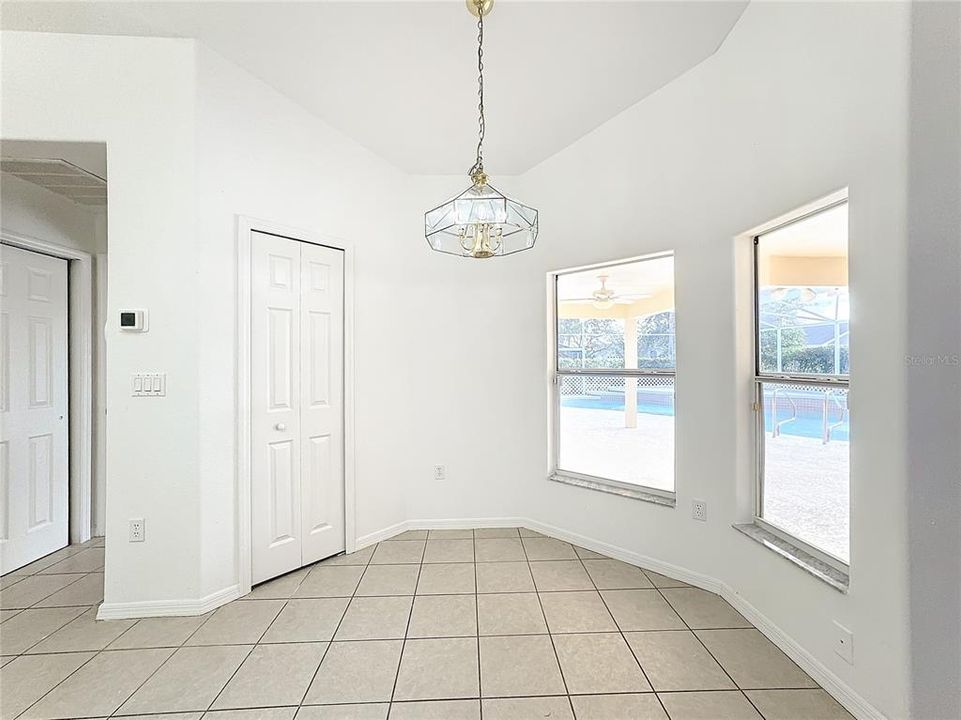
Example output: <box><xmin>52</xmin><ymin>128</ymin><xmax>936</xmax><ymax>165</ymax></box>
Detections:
<box><xmin>132</xmin><ymin>372</ymin><xmax>166</xmax><ymax>397</ymax></box>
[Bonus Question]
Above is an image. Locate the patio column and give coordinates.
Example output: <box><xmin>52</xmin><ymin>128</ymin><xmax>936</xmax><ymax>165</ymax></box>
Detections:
<box><xmin>624</xmin><ymin>316</ymin><xmax>638</xmax><ymax>428</ymax></box>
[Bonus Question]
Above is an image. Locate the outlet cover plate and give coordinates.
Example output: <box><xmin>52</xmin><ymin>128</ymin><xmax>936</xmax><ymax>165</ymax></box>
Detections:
<box><xmin>692</xmin><ymin>499</ymin><xmax>707</xmax><ymax>522</ymax></box>
<box><xmin>833</xmin><ymin>621</ymin><xmax>853</xmax><ymax>664</ymax></box>
<box><xmin>129</xmin><ymin>518</ymin><xmax>145</xmax><ymax>543</ymax></box>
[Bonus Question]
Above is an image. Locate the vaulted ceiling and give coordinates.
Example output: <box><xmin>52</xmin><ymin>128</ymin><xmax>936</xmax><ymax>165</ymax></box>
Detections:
<box><xmin>2</xmin><ymin>1</ymin><xmax>747</xmax><ymax>175</ymax></box>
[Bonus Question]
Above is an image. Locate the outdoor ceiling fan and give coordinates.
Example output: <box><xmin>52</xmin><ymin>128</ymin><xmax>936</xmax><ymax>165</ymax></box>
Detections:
<box><xmin>770</xmin><ymin>286</ymin><xmax>817</xmax><ymax>303</ymax></box>
<box><xmin>566</xmin><ymin>275</ymin><xmax>652</xmax><ymax>310</ymax></box>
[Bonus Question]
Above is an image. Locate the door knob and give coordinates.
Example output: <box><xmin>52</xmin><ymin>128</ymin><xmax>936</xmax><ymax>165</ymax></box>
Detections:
<box><xmin>275</xmin><ymin>423</ymin><xmax>287</xmax><ymax>431</ymax></box>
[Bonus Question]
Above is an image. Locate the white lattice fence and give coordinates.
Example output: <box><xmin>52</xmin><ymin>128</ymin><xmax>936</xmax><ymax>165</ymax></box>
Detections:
<box><xmin>559</xmin><ymin>375</ymin><xmax>674</xmax><ymax>396</ymax></box>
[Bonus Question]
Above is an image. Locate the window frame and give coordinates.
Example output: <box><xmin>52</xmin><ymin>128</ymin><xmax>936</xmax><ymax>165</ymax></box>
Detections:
<box><xmin>752</xmin><ymin>198</ymin><xmax>850</xmax><ymax>572</ymax></box>
<box><xmin>548</xmin><ymin>253</ymin><xmax>677</xmax><ymax>503</ymax></box>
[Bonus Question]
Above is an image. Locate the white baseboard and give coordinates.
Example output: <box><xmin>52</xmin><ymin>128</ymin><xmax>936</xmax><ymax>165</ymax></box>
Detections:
<box><xmin>407</xmin><ymin>516</ymin><xmax>529</xmax><ymax>532</ymax></box>
<box><xmin>520</xmin><ymin>517</ymin><xmax>727</xmax><ymax>594</ymax></box>
<box><xmin>354</xmin><ymin>516</ymin><xmax>528</xmax><ymax>549</ymax></box>
<box><xmin>97</xmin><ymin>583</ymin><xmax>242</xmax><ymax>620</ymax></box>
<box><xmin>367</xmin><ymin>515</ymin><xmax>886</xmax><ymax>720</ymax></box>
<box><xmin>723</xmin><ymin>591</ymin><xmax>886</xmax><ymax>720</ymax></box>
<box><xmin>355</xmin><ymin>520</ymin><xmax>410</xmax><ymax>549</ymax></box>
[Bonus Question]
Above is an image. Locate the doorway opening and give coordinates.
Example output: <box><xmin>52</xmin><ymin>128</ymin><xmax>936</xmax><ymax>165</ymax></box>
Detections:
<box><xmin>0</xmin><ymin>140</ymin><xmax>107</xmax><ymax>574</ymax></box>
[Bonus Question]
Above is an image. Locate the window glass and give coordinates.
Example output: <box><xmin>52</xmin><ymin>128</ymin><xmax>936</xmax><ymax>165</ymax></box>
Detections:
<box><xmin>558</xmin><ymin>375</ymin><xmax>675</xmax><ymax>492</ymax></box>
<box><xmin>755</xmin><ymin>201</ymin><xmax>850</xmax><ymax>564</ymax></box>
<box><xmin>756</xmin><ymin>202</ymin><xmax>849</xmax><ymax>377</ymax></box>
<box><xmin>554</xmin><ymin>255</ymin><xmax>675</xmax><ymax>493</ymax></box>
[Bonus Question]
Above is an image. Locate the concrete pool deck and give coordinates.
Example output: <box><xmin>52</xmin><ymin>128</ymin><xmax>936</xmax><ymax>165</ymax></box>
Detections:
<box><xmin>559</xmin><ymin>406</ymin><xmax>849</xmax><ymax>562</ymax></box>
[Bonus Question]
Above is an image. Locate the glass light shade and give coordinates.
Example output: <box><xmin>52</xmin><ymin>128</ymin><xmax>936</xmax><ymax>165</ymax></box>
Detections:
<box><xmin>453</xmin><ymin>184</ymin><xmax>509</xmax><ymax>225</ymax></box>
<box><xmin>426</xmin><ymin>181</ymin><xmax>538</xmax><ymax>258</ymax></box>
<box><xmin>592</xmin><ymin>298</ymin><xmax>615</xmax><ymax>311</ymax></box>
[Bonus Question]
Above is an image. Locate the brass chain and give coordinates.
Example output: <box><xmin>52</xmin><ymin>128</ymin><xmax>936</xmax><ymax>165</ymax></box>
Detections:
<box><xmin>469</xmin><ymin>7</ymin><xmax>486</xmax><ymax>179</ymax></box>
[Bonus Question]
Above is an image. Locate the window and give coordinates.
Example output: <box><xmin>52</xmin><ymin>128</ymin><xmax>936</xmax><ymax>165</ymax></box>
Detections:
<box><xmin>551</xmin><ymin>255</ymin><xmax>676</xmax><ymax>498</ymax></box>
<box><xmin>754</xmin><ymin>200</ymin><xmax>850</xmax><ymax>567</ymax></box>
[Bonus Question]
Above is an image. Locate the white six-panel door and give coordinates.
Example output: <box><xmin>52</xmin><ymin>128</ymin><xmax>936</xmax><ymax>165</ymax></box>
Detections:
<box><xmin>250</xmin><ymin>232</ymin><xmax>345</xmax><ymax>585</ymax></box>
<box><xmin>0</xmin><ymin>245</ymin><xmax>70</xmax><ymax>573</ymax></box>
<box><xmin>299</xmin><ymin>243</ymin><xmax>345</xmax><ymax>567</ymax></box>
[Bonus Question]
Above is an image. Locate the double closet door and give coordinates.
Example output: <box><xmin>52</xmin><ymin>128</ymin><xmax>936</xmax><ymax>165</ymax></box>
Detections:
<box><xmin>250</xmin><ymin>232</ymin><xmax>345</xmax><ymax>585</ymax></box>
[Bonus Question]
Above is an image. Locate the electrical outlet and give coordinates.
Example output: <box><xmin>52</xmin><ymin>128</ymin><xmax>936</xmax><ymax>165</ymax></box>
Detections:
<box><xmin>433</xmin><ymin>464</ymin><xmax>447</xmax><ymax>482</ymax></box>
<box><xmin>692</xmin><ymin>499</ymin><xmax>707</xmax><ymax>522</ymax></box>
<box><xmin>129</xmin><ymin>518</ymin><xmax>145</xmax><ymax>543</ymax></box>
<box><xmin>833</xmin><ymin>621</ymin><xmax>853</xmax><ymax>664</ymax></box>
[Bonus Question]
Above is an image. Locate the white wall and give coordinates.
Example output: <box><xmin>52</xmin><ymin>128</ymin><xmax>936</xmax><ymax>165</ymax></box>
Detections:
<box><xmin>192</xmin><ymin>44</ymin><xmax>420</xmax><ymax>594</ymax></box>
<box><xmin>2</xmin><ymin>32</ymin><xmax>203</xmax><ymax>606</ymax></box>
<box><xmin>3</xmin><ymin>3</ymin><xmax>947</xmax><ymax>715</ymax></box>
<box><xmin>416</xmin><ymin>3</ymin><xmax>913</xmax><ymax>717</ymax></box>
<box><xmin>0</xmin><ymin>30</ymin><xmax>517</xmax><ymax>607</ymax></box>
<box><xmin>905</xmin><ymin>3</ymin><xmax>961</xmax><ymax>718</ymax></box>
<box><xmin>0</xmin><ymin>28</ymin><xmax>532</xmax><ymax>610</ymax></box>
<box><xmin>191</xmin><ymin>44</ymin><xmax>554</xmax><ymax>593</ymax></box>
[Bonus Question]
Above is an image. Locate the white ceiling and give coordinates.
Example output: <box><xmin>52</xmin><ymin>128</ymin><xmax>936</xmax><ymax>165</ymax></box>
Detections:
<box><xmin>558</xmin><ymin>255</ymin><xmax>674</xmax><ymax>301</ymax></box>
<box><xmin>1</xmin><ymin>1</ymin><xmax>748</xmax><ymax>175</ymax></box>
<box><xmin>759</xmin><ymin>203</ymin><xmax>849</xmax><ymax>258</ymax></box>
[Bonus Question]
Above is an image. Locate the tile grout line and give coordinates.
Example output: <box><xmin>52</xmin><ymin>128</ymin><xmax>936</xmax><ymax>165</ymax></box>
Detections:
<box><xmin>473</xmin><ymin>529</ymin><xmax>483</xmax><ymax>719</ymax></box>
<box><xmin>10</xmin><ymin>604</ymin><xmax>91</xmax><ymax>656</ymax></box>
<box><xmin>12</xmin><ymin>621</ymin><xmax>103</xmax><ymax>717</ymax></box>
<box><xmin>5</xmin><ymin>534</ymin><xmax>824</xmax><ymax>720</ymax></box>
<box><xmin>37</xmin><ymin>547</ymin><xmax>105</xmax><ymax>577</ymax></box>
<box><xmin>100</xmin><ymin>581</ymin><xmax>232</xmax><ymax>719</ymax></box>
<box><xmin>2</xmin><ymin>570</ymin><xmax>90</xmax><ymax>613</ymax></box>
<box><xmin>651</xmin><ymin>584</ymin><xmax>773</xmax><ymax>719</ymax></box>
<box><xmin>1</xmin><ymin>543</ymin><xmax>91</xmax><ymax>582</ymax></box>
<box><xmin>520</xmin><ymin>535</ymin><xmax>574</xmax><ymax>705</ymax></box>
<box><xmin>294</xmin><ymin>547</ymin><xmax>374</xmax><ymax>714</ymax></box>
<box><xmin>12</xmin><ymin>566</ymin><xmax>184</xmax><ymax>720</ymax></box>
<box><xmin>12</xmin><ymin>627</ymin><xmax>807</xmax><ymax>651</ymax></box>
<box><xmin>387</xmin><ymin>538</ymin><xmax>427</xmax><ymax>707</ymax></box>
<box><xmin>9</xmin><ymin>563</ymin><xmax>128</xmax><ymax>720</ymax></box>
<box><xmin>547</xmin><ymin>530</ymin><xmax>810</xmax><ymax>715</ymax></box>
<box><xmin>574</xmin><ymin>546</ymin><xmax>672</xmax><ymax>720</ymax></box>
<box><xmin>226</xmin><ymin>552</ymin><xmax>318</xmax><ymax>702</ymax></box>
<box><xmin>201</xmin><ymin>591</ymin><xmax>296</xmax><ymax>715</ymax></box>
<box><xmin>196</xmin><ymin>549</ymin><xmax>370</xmax><ymax>716</ymax></box>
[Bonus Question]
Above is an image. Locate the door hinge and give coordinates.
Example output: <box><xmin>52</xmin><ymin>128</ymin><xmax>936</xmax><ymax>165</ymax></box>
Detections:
<box><xmin>751</xmin><ymin>401</ymin><xmax>760</xmax><ymax>412</ymax></box>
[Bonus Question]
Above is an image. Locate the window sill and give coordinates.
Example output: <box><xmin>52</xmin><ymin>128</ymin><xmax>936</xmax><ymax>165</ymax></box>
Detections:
<box><xmin>733</xmin><ymin>522</ymin><xmax>849</xmax><ymax>593</ymax></box>
<box><xmin>548</xmin><ymin>472</ymin><xmax>676</xmax><ymax>508</ymax></box>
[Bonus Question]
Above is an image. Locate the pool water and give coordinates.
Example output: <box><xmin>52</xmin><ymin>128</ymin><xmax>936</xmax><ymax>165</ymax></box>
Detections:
<box><xmin>562</xmin><ymin>396</ymin><xmax>674</xmax><ymax>416</ymax></box>
<box><xmin>561</xmin><ymin>396</ymin><xmax>849</xmax><ymax>442</ymax></box>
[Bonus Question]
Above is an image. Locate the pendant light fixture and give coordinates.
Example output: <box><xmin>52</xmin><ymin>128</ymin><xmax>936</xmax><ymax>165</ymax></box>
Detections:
<box><xmin>424</xmin><ymin>0</ymin><xmax>539</xmax><ymax>258</ymax></box>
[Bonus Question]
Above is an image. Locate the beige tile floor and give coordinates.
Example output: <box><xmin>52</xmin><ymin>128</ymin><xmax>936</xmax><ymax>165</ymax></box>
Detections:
<box><xmin>0</xmin><ymin>529</ymin><xmax>854</xmax><ymax>720</ymax></box>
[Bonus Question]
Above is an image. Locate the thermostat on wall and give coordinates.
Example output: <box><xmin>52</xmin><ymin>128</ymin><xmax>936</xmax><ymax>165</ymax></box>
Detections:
<box><xmin>119</xmin><ymin>309</ymin><xmax>148</xmax><ymax>332</ymax></box>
